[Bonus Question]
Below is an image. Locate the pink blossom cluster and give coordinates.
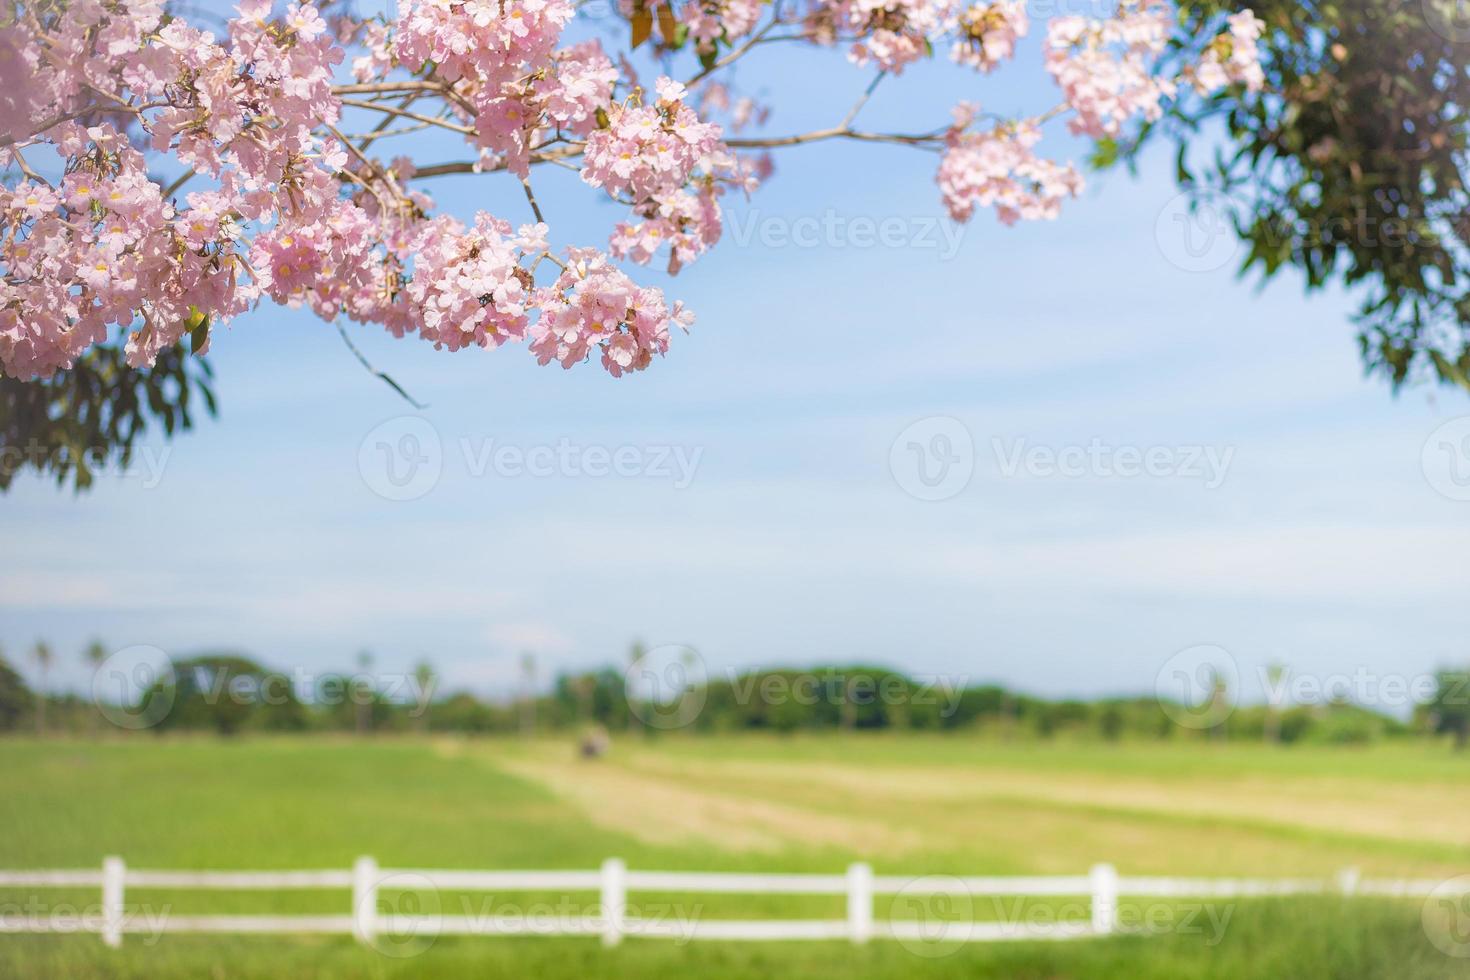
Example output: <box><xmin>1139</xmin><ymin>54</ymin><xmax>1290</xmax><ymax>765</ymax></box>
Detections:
<box><xmin>394</xmin><ymin>0</ymin><xmax>574</xmax><ymax>93</ymax></box>
<box><xmin>393</xmin><ymin>0</ymin><xmax>624</xmax><ymax>178</ymax></box>
<box><xmin>348</xmin><ymin>19</ymin><xmax>395</xmax><ymax>84</ymax></box>
<box><xmin>251</xmin><ymin>200</ymin><xmax>397</xmax><ymax>327</ymax></box>
<box><xmin>0</xmin><ymin>132</ymin><xmax>250</xmax><ymax>378</ymax></box>
<box><xmin>583</xmin><ymin>79</ymin><xmax>750</xmax><ymax>271</ymax></box>
<box><xmin>0</xmin><ymin>25</ymin><xmax>45</xmax><ymax>146</ymax></box>
<box><xmin>531</xmin><ymin>248</ymin><xmax>694</xmax><ymax>377</ymax></box>
<box><xmin>826</xmin><ymin>0</ymin><xmax>959</xmax><ymax>73</ymax></box>
<box><xmin>151</xmin><ymin>0</ymin><xmax>346</xmax><ymax>217</ymax></box>
<box><xmin>397</xmin><ymin>215</ymin><xmax>548</xmax><ymax>352</ymax></box>
<box><xmin>682</xmin><ymin>0</ymin><xmax>766</xmax><ymax>52</ymax></box>
<box><xmin>0</xmin><ymin>0</ymin><xmax>1271</xmax><ymax>386</ymax></box>
<box><xmin>1186</xmin><ymin>10</ymin><xmax>1266</xmax><ymax>95</ymax></box>
<box><xmin>470</xmin><ymin>39</ymin><xmax>619</xmax><ymax>177</ymax></box>
<box><xmin>1045</xmin><ymin>0</ymin><xmax>1176</xmax><ymax>138</ymax></box>
<box><xmin>582</xmin><ymin>79</ymin><xmax>733</xmax><ymax>200</ymax></box>
<box><xmin>0</xmin><ymin>0</ymin><xmax>671</xmax><ymax>381</ymax></box>
<box><xmin>0</xmin><ymin>1</ymin><xmax>354</xmax><ymax>378</ymax></box>
<box><xmin>936</xmin><ymin>106</ymin><xmax>1083</xmax><ymax>225</ymax></box>
<box><xmin>951</xmin><ymin>0</ymin><xmax>1027</xmax><ymax>72</ymax></box>
<box><xmin>609</xmin><ymin>185</ymin><xmax>725</xmax><ymax>274</ymax></box>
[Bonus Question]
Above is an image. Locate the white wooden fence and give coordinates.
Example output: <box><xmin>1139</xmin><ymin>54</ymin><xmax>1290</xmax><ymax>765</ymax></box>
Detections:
<box><xmin>0</xmin><ymin>859</ymin><xmax>1460</xmax><ymax>949</ymax></box>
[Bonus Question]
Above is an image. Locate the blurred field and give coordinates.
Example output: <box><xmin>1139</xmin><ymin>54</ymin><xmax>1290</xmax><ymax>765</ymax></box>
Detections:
<box><xmin>4</xmin><ymin>734</ymin><xmax>1469</xmax><ymax>978</ymax></box>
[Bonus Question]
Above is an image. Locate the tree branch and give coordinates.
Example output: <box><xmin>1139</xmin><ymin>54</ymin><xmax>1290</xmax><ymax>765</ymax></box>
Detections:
<box><xmin>338</xmin><ymin>99</ymin><xmax>475</xmax><ymax>137</ymax></box>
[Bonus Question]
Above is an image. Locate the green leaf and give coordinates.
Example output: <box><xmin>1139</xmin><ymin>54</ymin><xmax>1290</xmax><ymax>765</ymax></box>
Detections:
<box><xmin>188</xmin><ymin>308</ymin><xmax>211</xmax><ymax>355</ymax></box>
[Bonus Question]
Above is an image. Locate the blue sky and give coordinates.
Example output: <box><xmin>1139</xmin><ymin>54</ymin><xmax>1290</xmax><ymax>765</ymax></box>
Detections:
<box><xmin>4</xmin><ymin>8</ymin><xmax>1469</xmax><ymax>707</ymax></box>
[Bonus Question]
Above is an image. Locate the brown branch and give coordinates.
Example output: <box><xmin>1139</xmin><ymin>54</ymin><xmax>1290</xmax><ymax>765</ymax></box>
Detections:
<box><xmin>0</xmin><ymin>100</ymin><xmax>165</xmax><ymax>148</ymax></box>
<box><xmin>338</xmin><ymin>99</ymin><xmax>475</xmax><ymax>137</ymax></box>
<box><xmin>520</xmin><ymin>178</ymin><xmax>546</xmax><ymax>224</ymax></box>
<box><xmin>408</xmin><ymin>145</ymin><xmax>585</xmax><ymax>180</ymax></box>
<box><xmin>332</xmin><ymin>81</ymin><xmax>454</xmax><ymax>96</ymax></box>
<box><xmin>727</xmin><ymin>128</ymin><xmax>947</xmax><ymax>149</ymax></box>
<box><xmin>684</xmin><ymin>14</ymin><xmax>789</xmax><ymax>87</ymax></box>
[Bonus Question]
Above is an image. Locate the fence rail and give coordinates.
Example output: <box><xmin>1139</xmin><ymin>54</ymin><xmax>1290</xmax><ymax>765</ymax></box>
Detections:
<box><xmin>0</xmin><ymin>858</ymin><xmax>1462</xmax><ymax>949</ymax></box>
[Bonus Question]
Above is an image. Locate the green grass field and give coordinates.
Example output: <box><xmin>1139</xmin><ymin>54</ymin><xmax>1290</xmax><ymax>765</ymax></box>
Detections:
<box><xmin>4</xmin><ymin>734</ymin><xmax>1469</xmax><ymax>978</ymax></box>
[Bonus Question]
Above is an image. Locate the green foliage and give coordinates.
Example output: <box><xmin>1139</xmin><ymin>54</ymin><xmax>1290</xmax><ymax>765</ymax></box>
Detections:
<box><xmin>0</xmin><ymin>342</ymin><xmax>215</xmax><ymax>492</ymax></box>
<box><xmin>1425</xmin><ymin>667</ymin><xmax>1470</xmax><ymax>747</ymax></box>
<box><xmin>1145</xmin><ymin>1</ymin><xmax>1470</xmax><ymax>392</ymax></box>
<box><xmin>0</xmin><ymin>653</ymin><xmax>30</xmax><ymax>730</ymax></box>
<box><xmin>144</xmin><ymin>654</ymin><xmax>307</xmax><ymax>736</ymax></box>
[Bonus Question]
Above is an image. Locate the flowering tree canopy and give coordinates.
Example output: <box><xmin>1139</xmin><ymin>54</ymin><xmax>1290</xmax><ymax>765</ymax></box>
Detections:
<box><xmin>0</xmin><ymin>0</ymin><xmax>1267</xmax><ymax>388</ymax></box>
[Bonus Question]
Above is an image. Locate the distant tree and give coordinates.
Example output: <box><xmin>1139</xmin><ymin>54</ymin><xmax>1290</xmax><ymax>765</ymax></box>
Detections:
<box><xmin>0</xmin><ymin>653</ymin><xmax>31</xmax><ymax>731</ymax></box>
<box><xmin>146</xmin><ymin>654</ymin><xmax>305</xmax><ymax>736</ymax></box>
<box><xmin>1263</xmin><ymin>662</ymin><xmax>1288</xmax><ymax>745</ymax></box>
<box><xmin>353</xmin><ymin>651</ymin><xmax>375</xmax><ymax>735</ymax></box>
<box><xmin>412</xmin><ymin>660</ymin><xmax>436</xmax><ymax>733</ymax></box>
<box><xmin>626</xmin><ymin>642</ymin><xmax>645</xmax><ymax>734</ymax></box>
<box><xmin>1206</xmin><ymin>666</ymin><xmax>1231</xmax><ymax>742</ymax></box>
<box><xmin>574</xmin><ymin>674</ymin><xmax>595</xmax><ymax>724</ymax></box>
<box><xmin>31</xmin><ymin>641</ymin><xmax>52</xmax><ymax>735</ymax></box>
<box><xmin>676</xmin><ymin>648</ymin><xmax>700</xmax><ymax>730</ymax></box>
<box><xmin>519</xmin><ymin>652</ymin><xmax>537</xmax><ymax>736</ymax></box>
<box><xmin>83</xmin><ymin>640</ymin><xmax>107</xmax><ymax>737</ymax></box>
<box><xmin>1428</xmin><ymin>669</ymin><xmax>1470</xmax><ymax>751</ymax></box>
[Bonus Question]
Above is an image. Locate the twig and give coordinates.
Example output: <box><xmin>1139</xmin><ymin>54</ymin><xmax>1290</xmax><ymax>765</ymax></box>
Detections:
<box><xmin>161</xmin><ymin>168</ymin><xmax>196</xmax><ymax>200</ymax></box>
<box><xmin>840</xmin><ymin>72</ymin><xmax>886</xmax><ymax>130</ymax></box>
<box><xmin>338</xmin><ymin>99</ymin><xmax>475</xmax><ymax>137</ymax></box>
<box><xmin>726</xmin><ymin>127</ymin><xmax>946</xmax><ymax>149</ymax></box>
<box><xmin>521</xmin><ymin>178</ymin><xmax>546</xmax><ymax>224</ymax></box>
<box><xmin>336</xmin><ymin>322</ymin><xmax>427</xmax><ymax>409</ymax></box>
<box><xmin>684</xmin><ymin>14</ymin><xmax>787</xmax><ymax>87</ymax></box>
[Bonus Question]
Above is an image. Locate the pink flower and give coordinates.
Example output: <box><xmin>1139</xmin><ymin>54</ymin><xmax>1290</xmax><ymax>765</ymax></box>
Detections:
<box><xmin>1046</xmin><ymin>0</ymin><xmax>1176</xmax><ymax>139</ymax></box>
<box><xmin>951</xmin><ymin>1</ymin><xmax>1027</xmax><ymax>72</ymax></box>
<box><xmin>531</xmin><ymin>248</ymin><xmax>692</xmax><ymax>376</ymax></box>
<box><xmin>1186</xmin><ymin>10</ymin><xmax>1266</xmax><ymax>95</ymax></box>
<box><xmin>937</xmin><ymin>116</ymin><xmax>1083</xmax><ymax>225</ymax></box>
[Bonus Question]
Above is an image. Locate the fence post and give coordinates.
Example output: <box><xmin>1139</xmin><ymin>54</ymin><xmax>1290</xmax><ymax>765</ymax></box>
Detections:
<box><xmin>601</xmin><ymin>858</ymin><xmax>626</xmax><ymax>947</ymax></box>
<box><xmin>101</xmin><ymin>856</ymin><xmax>125</xmax><ymax>949</ymax></box>
<box><xmin>1337</xmin><ymin>867</ymin><xmax>1360</xmax><ymax>896</ymax></box>
<box><xmin>352</xmin><ymin>856</ymin><xmax>378</xmax><ymax>946</ymax></box>
<box><xmin>846</xmin><ymin>862</ymin><xmax>873</xmax><ymax>945</ymax></box>
<box><xmin>1090</xmin><ymin>863</ymin><xmax>1118</xmax><ymax>935</ymax></box>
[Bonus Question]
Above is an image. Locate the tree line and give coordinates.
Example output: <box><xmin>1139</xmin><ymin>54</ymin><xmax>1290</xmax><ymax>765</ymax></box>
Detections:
<box><xmin>2</xmin><ymin>643</ymin><xmax>1467</xmax><ymax>748</ymax></box>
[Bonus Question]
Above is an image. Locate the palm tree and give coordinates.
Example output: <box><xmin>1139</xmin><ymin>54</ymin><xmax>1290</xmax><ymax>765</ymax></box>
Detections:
<box><xmin>677</xmin><ymin>648</ymin><xmax>699</xmax><ymax>729</ymax></box>
<box><xmin>412</xmin><ymin>660</ymin><xmax>435</xmax><ymax>733</ymax></box>
<box><xmin>1206</xmin><ymin>667</ymin><xmax>1231</xmax><ymax>742</ymax></box>
<box><xmin>626</xmin><ymin>641</ymin><xmax>645</xmax><ymax>734</ymax></box>
<box><xmin>354</xmin><ymin>650</ymin><xmax>374</xmax><ymax>735</ymax></box>
<box><xmin>32</xmin><ymin>641</ymin><xmax>52</xmax><ymax>735</ymax></box>
<box><xmin>84</xmin><ymin>640</ymin><xmax>106</xmax><ymax>736</ymax></box>
<box><xmin>518</xmin><ymin>652</ymin><xmax>537</xmax><ymax>736</ymax></box>
<box><xmin>1263</xmin><ymin>662</ymin><xmax>1287</xmax><ymax>744</ymax></box>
